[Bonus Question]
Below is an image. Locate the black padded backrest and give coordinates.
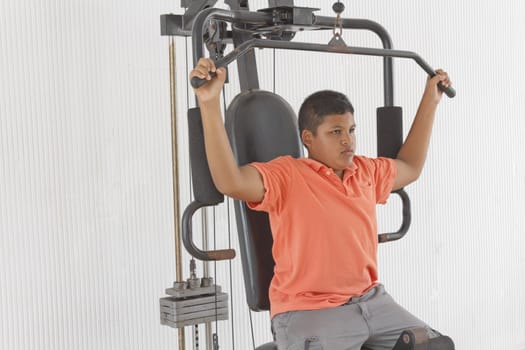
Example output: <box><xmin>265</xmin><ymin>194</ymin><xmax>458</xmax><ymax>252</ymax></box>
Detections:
<box><xmin>225</xmin><ymin>90</ymin><xmax>303</xmax><ymax>311</ymax></box>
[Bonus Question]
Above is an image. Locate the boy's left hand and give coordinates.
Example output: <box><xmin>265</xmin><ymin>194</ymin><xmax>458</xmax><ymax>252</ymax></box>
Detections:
<box><xmin>425</xmin><ymin>69</ymin><xmax>452</xmax><ymax>104</ymax></box>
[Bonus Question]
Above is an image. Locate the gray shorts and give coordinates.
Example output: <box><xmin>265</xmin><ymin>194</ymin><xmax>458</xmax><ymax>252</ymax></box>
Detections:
<box><xmin>271</xmin><ymin>284</ymin><xmax>435</xmax><ymax>350</ymax></box>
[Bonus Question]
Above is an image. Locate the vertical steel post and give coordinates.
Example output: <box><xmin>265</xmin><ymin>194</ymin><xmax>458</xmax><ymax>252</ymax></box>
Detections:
<box><xmin>169</xmin><ymin>36</ymin><xmax>186</xmax><ymax>350</ymax></box>
<box><xmin>201</xmin><ymin>209</ymin><xmax>213</xmax><ymax>350</ymax></box>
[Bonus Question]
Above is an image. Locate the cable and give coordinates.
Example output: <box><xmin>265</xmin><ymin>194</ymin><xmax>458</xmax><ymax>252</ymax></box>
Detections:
<box><xmin>227</xmin><ymin>201</ymin><xmax>235</xmax><ymax>350</ymax></box>
<box><xmin>221</xmin><ymin>88</ymin><xmax>236</xmax><ymax>350</ymax></box>
<box><xmin>248</xmin><ymin>309</ymin><xmax>256</xmax><ymax>349</ymax></box>
<box><xmin>184</xmin><ymin>36</ymin><xmax>193</xmax><ymax>198</ymax></box>
<box><xmin>213</xmin><ymin>207</ymin><xmax>218</xmax><ymax>332</ymax></box>
<box><xmin>273</xmin><ymin>48</ymin><xmax>276</xmax><ymax>94</ymax></box>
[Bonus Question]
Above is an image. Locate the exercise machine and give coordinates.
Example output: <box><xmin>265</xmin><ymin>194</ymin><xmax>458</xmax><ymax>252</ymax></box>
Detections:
<box><xmin>159</xmin><ymin>1</ymin><xmax>456</xmax><ymax>349</ymax></box>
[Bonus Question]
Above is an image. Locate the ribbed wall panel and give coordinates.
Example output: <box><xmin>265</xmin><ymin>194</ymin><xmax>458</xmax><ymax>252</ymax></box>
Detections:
<box><xmin>2</xmin><ymin>0</ymin><xmax>525</xmax><ymax>349</ymax></box>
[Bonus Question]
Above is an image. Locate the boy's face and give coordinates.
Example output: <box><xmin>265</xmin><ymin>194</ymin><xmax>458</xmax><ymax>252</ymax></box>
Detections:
<box><xmin>301</xmin><ymin>112</ymin><xmax>356</xmax><ymax>177</ymax></box>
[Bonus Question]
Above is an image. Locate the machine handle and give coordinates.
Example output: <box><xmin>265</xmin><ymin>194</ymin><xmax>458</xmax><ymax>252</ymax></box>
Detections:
<box><xmin>182</xmin><ymin>200</ymin><xmax>236</xmax><ymax>261</ymax></box>
<box><xmin>191</xmin><ymin>36</ymin><xmax>456</xmax><ymax>98</ymax></box>
<box><xmin>437</xmin><ymin>80</ymin><xmax>456</xmax><ymax>98</ymax></box>
<box><xmin>191</xmin><ymin>72</ymin><xmax>217</xmax><ymax>89</ymax></box>
<box><xmin>378</xmin><ymin>188</ymin><xmax>411</xmax><ymax>243</ymax></box>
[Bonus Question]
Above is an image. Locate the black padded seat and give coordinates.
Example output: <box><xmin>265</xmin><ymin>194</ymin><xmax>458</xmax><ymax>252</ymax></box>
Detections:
<box><xmin>225</xmin><ymin>89</ymin><xmax>303</xmax><ymax>311</ymax></box>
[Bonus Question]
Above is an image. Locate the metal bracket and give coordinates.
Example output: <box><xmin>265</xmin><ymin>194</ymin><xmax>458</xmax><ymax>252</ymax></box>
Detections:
<box><xmin>160</xmin><ymin>0</ymin><xmax>218</xmax><ymax>36</ymax></box>
<box><xmin>204</xmin><ymin>20</ymin><xmax>229</xmax><ymax>59</ymax></box>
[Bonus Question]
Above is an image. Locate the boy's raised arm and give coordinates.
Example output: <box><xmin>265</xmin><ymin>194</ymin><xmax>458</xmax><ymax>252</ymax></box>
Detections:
<box><xmin>393</xmin><ymin>69</ymin><xmax>452</xmax><ymax>190</ymax></box>
<box><xmin>190</xmin><ymin>58</ymin><xmax>265</xmax><ymax>203</ymax></box>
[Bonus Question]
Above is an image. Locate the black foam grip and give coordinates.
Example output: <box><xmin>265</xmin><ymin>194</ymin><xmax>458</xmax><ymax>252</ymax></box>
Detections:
<box><xmin>438</xmin><ymin>81</ymin><xmax>456</xmax><ymax>98</ymax></box>
<box><xmin>187</xmin><ymin>107</ymin><xmax>224</xmax><ymax>205</ymax></box>
<box><xmin>190</xmin><ymin>71</ymin><xmax>217</xmax><ymax>89</ymax></box>
<box><xmin>377</xmin><ymin>106</ymin><xmax>403</xmax><ymax>159</ymax></box>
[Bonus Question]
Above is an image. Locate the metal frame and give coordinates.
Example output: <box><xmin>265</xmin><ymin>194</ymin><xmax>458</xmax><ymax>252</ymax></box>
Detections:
<box><xmin>179</xmin><ymin>5</ymin><xmax>455</xmax><ymax>249</ymax></box>
<box><xmin>189</xmin><ymin>8</ymin><xmax>455</xmax><ymax>99</ymax></box>
<box><xmin>162</xmin><ymin>1</ymin><xmax>457</xmax><ymax>349</ymax></box>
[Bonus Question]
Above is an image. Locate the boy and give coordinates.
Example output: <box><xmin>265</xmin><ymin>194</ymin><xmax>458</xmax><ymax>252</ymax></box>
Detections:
<box><xmin>190</xmin><ymin>58</ymin><xmax>452</xmax><ymax>350</ymax></box>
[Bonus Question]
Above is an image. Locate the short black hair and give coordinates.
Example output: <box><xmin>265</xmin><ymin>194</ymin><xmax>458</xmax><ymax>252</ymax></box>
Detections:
<box><xmin>298</xmin><ymin>90</ymin><xmax>354</xmax><ymax>135</ymax></box>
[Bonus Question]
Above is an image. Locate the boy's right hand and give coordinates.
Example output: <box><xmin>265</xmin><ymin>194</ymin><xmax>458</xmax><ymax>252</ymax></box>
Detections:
<box><xmin>189</xmin><ymin>58</ymin><xmax>227</xmax><ymax>103</ymax></box>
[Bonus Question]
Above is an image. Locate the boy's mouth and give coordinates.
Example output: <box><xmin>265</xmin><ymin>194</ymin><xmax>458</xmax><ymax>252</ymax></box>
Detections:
<box><xmin>341</xmin><ymin>147</ymin><xmax>354</xmax><ymax>156</ymax></box>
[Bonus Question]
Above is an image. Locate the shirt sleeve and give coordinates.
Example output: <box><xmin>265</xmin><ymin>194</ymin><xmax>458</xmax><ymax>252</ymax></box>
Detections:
<box><xmin>371</xmin><ymin>157</ymin><xmax>397</xmax><ymax>204</ymax></box>
<box><xmin>246</xmin><ymin>156</ymin><xmax>293</xmax><ymax>213</ymax></box>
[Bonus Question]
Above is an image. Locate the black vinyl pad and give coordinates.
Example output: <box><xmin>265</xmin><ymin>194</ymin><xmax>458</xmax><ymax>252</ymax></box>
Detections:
<box><xmin>225</xmin><ymin>90</ymin><xmax>303</xmax><ymax>311</ymax></box>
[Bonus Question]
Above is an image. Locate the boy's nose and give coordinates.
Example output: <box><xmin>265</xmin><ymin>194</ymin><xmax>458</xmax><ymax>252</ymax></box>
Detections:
<box><xmin>341</xmin><ymin>134</ymin><xmax>351</xmax><ymax>145</ymax></box>
<box><xmin>341</xmin><ymin>134</ymin><xmax>355</xmax><ymax>147</ymax></box>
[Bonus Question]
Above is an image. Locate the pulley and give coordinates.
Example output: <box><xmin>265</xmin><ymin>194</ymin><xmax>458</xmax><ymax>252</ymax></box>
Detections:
<box><xmin>332</xmin><ymin>1</ymin><xmax>345</xmax><ymax>14</ymax></box>
<box><xmin>329</xmin><ymin>0</ymin><xmax>346</xmax><ymax>47</ymax></box>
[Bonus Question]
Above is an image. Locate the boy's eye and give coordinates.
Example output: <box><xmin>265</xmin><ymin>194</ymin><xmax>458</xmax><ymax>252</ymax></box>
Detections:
<box><xmin>331</xmin><ymin>129</ymin><xmax>341</xmax><ymax>135</ymax></box>
<box><xmin>349</xmin><ymin>127</ymin><xmax>356</xmax><ymax>133</ymax></box>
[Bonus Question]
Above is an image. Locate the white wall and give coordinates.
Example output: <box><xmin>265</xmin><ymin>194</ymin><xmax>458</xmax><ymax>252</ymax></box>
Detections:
<box><xmin>1</xmin><ymin>0</ymin><xmax>524</xmax><ymax>349</ymax></box>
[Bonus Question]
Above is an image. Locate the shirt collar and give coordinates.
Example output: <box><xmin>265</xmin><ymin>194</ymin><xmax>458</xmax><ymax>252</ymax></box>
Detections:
<box><xmin>300</xmin><ymin>157</ymin><xmax>358</xmax><ymax>178</ymax></box>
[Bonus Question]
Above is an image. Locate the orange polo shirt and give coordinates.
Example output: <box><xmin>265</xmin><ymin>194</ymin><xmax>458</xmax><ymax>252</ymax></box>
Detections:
<box><xmin>247</xmin><ymin>155</ymin><xmax>396</xmax><ymax>318</ymax></box>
